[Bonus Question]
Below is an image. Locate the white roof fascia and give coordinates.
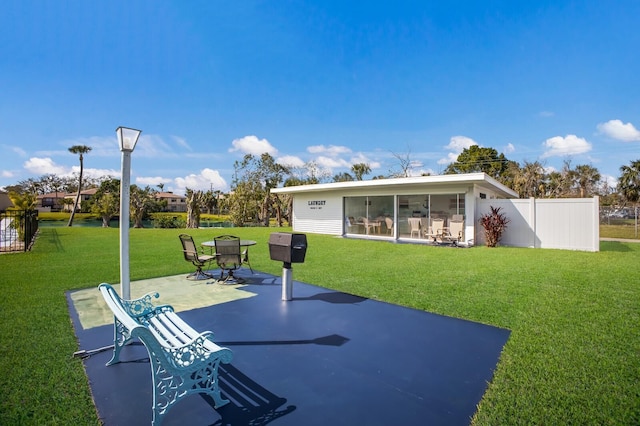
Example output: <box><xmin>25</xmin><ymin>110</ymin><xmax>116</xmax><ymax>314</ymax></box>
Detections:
<box><xmin>272</xmin><ymin>172</ymin><xmax>518</xmax><ymax>198</ymax></box>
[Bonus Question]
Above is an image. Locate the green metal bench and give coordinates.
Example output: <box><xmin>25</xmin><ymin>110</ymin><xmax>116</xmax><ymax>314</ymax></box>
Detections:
<box><xmin>98</xmin><ymin>283</ymin><xmax>233</xmax><ymax>425</ymax></box>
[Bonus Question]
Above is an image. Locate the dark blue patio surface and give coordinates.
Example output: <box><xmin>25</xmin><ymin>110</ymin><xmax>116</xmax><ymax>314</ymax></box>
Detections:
<box><xmin>68</xmin><ymin>270</ymin><xmax>510</xmax><ymax>426</ymax></box>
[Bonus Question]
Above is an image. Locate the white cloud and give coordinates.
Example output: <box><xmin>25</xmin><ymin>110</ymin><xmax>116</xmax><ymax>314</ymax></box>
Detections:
<box><xmin>315</xmin><ymin>156</ymin><xmax>351</xmax><ymax>169</ymax></box>
<box><xmin>541</xmin><ymin>134</ymin><xmax>592</xmax><ymax>158</ymax></box>
<box><xmin>538</xmin><ymin>111</ymin><xmax>554</xmax><ymax>118</ymax></box>
<box><xmin>601</xmin><ymin>173</ymin><xmax>618</xmax><ymax>189</ymax></box>
<box><xmin>349</xmin><ymin>153</ymin><xmax>381</xmax><ymax>170</ymax></box>
<box><xmin>437</xmin><ymin>152</ymin><xmax>460</xmax><ymax>165</ymax></box>
<box><xmin>24</xmin><ymin>156</ymin><xmax>118</xmax><ymax>180</ymax></box>
<box><xmin>134</xmin><ymin>135</ymin><xmax>177</xmax><ymax>158</ymax></box>
<box><xmin>24</xmin><ymin>157</ymin><xmax>69</xmax><ymax>175</ymax></box>
<box><xmin>504</xmin><ymin>143</ymin><xmax>515</xmax><ymax>154</ymax></box>
<box><xmin>81</xmin><ymin>167</ymin><xmax>119</xmax><ymax>179</ymax></box>
<box><xmin>597</xmin><ymin>119</ymin><xmax>640</xmax><ymax>142</ymax></box>
<box><xmin>438</xmin><ymin>136</ymin><xmax>478</xmax><ymax>165</ymax></box>
<box><xmin>59</xmin><ymin>135</ymin><xmax>120</xmax><ymax>158</ymax></box>
<box><xmin>174</xmin><ymin>168</ymin><xmax>228</xmax><ymax>194</ymax></box>
<box><xmin>416</xmin><ymin>167</ymin><xmax>437</xmax><ymax>176</ymax></box>
<box><xmin>229</xmin><ymin>135</ymin><xmax>277</xmax><ymax>156</ymax></box>
<box><xmin>135</xmin><ymin>176</ymin><xmax>170</xmax><ymax>187</ymax></box>
<box><xmin>445</xmin><ymin>135</ymin><xmax>478</xmax><ymax>152</ymax></box>
<box><xmin>307</xmin><ymin>144</ymin><xmax>352</xmax><ymax>156</ymax></box>
<box><xmin>3</xmin><ymin>145</ymin><xmax>27</xmax><ymax>157</ymax></box>
<box><xmin>277</xmin><ymin>155</ymin><xmax>305</xmax><ymax>168</ymax></box>
<box><xmin>2</xmin><ymin>170</ymin><xmax>14</xmax><ymax>178</ymax></box>
<box><xmin>172</xmin><ymin>135</ymin><xmax>192</xmax><ymax>151</ymax></box>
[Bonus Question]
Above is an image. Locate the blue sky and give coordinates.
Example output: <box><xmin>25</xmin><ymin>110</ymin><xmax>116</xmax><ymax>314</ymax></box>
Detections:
<box><xmin>1</xmin><ymin>0</ymin><xmax>639</xmax><ymax>195</ymax></box>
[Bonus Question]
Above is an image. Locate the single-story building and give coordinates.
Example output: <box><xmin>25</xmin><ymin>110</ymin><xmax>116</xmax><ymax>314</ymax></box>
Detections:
<box><xmin>271</xmin><ymin>172</ymin><xmax>518</xmax><ymax>245</ymax></box>
<box><xmin>272</xmin><ymin>172</ymin><xmax>600</xmax><ymax>251</ymax></box>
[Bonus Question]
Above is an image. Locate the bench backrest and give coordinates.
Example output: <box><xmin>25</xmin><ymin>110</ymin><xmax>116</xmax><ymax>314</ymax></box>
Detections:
<box><xmin>99</xmin><ymin>284</ymin><xmax>143</xmax><ymax>331</ymax></box>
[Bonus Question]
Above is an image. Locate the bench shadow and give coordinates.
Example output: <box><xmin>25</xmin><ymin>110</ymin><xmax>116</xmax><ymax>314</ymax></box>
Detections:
<box><xmin>204</xmin><ymin>363</ymin><xmax>296</xmax><ymax>426</ymax></box>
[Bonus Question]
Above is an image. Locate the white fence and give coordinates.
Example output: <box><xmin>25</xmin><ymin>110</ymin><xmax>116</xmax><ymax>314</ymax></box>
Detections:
<box><xmin>475</xmin><ymin>197</ymin><xmax>600</xmax><ymax>252</ymax></box>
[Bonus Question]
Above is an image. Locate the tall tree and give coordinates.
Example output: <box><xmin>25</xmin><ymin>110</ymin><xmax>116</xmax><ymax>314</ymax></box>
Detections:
<box><xmin>545</xmin><ymin>160</ymin><xmax>574</xmax><ymax>198</ymax></box>
<box><xmin>351</xmin><ymin>163</ymin><xmax>371</xmax><ymax>181</ymax></box>
<box><xmin>8</xmin><ymin>191</ymin><xmax>36</xmax><ymax>210</ymax></box>
<box><xmin>130</xmin><ymin>185</ymin><xmax>156</xmax><ymax>228</ymax></box>
<box><xmin>333</xmin><ymin>172</ymin><xmax>354</xmax><ymax>182</ymax></box>
<box><xmin>185</xmin><ymin>188</ymin><xmax>204</xmax><ymax>229</ymax></box>
<box><xmin>512</xmin><ymin>161</ymin><xmax>546</xmax><ymax>198</ymax></box>
<box><xmin>573</xmin><ymin>164</ymin><xmax>601</xmax><ymax>198</ymax></box>
<box><xmin>618</xmin><ymin>159</ymin><xmax>640</xmax><ymax>204</ymax></box>
<box><xmin>389</xmin><ymin>149</ymin><xmax>415</xmax><ymax>178</ymax></box>
<box><xmin>201</xmin><ymin>190</ymin><xmax>216</xmax><ymax>215</ymax></box>
<box><xmin>227</xmin><ymin>180</ymin><xmax>263</xmax><ymax>226</ymax></box>
<box><xmin>67</xmin><ymin>145</ymin><xmax>92</xmax><ymax>226</ymax></box>
<box><xmin>232</xmin><ymin>153</ymin><xmax>290</xmax><ymax>226</ymax></box>
<box><xmin>445</xmin><ymin>145</ymin><xmax>510</xmax><ymax>180</ymax></box>
<box><xmin>44</xmin><ymin>174</ymin><xmax>65</xmax><ymax>210</ymax></box>
<box><xmin>90</xmin><ymin>178</ymin><xmax>120</xmax><ymax>227</ymax></box>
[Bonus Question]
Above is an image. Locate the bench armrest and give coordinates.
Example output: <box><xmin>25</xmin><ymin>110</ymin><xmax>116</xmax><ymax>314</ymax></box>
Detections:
<box><xmin>121</xmin><ymin>291</ymin><xmax>160</xmax><ymax>317</ymax></box>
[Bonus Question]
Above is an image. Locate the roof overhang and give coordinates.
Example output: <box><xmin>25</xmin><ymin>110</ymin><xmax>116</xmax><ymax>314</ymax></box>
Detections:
<box><xmin>272</xmin><ymin>172</ymin><xmax>518</xmax><ymax>198</ymax></box>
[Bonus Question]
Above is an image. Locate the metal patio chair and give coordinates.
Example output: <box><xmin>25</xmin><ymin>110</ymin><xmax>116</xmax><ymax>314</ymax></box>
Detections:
<box><xmin>179</xmin><ymin>233</ymin><xmax>215</xmax><ymax>279</ymax></box>
<box><xmin>214</xmin><ymin>235</ymin><xmax>246</xmax><ymax>283</ymax></box>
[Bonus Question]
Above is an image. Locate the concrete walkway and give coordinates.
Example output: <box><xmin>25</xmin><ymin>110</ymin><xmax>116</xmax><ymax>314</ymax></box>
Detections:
<box><xmin>600</xmin><ymin>237</ymin><xmax>640</xmax><ymax>243</ymax></box>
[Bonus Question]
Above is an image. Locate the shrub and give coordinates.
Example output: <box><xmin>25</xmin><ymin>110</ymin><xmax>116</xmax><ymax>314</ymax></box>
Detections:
<box><xmin>151</xmin><ymin>214</ymin><xmax>186</xmax><ymax>229</ymax></box>
<box><xmin>479</xmin><ymin>206</ymin><xmax>510</xmax><ymax>247</ymax></box>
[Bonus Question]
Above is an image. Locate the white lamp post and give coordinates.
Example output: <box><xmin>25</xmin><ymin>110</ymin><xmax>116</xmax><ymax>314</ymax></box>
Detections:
<box><xmin>116</xmin><ymin>126</ymin><xmax>141</xmax><ymax>300</ymax></box>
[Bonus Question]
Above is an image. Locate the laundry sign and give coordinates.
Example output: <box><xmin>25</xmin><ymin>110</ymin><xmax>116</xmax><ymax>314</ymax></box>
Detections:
<box><xmin>307</xmin><ymin>200</ymin><xmax>326</xmax><ymax>210</ymax></box>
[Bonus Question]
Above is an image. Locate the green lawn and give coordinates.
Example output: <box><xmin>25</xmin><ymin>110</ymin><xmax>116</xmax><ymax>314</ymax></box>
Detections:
<box><xmin>1</xmin><ymin>227</ymin><xmax>638</xmax><ymax>424</ymax></box>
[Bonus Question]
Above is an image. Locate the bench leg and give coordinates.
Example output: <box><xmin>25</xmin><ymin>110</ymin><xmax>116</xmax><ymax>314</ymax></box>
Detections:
<box><xmin>147</xmin><ymin>355</ymin><xmax>230</xmax><ymax>425</ymax></box>
<box><xmin>106</xmin><ymin>318</ymin><xmax>132</xmax><ymax>366</ymax></box>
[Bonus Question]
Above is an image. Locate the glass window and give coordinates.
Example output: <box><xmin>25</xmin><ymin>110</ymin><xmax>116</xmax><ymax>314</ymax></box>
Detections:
<box><xmin>344</xmin><ymin>196</ymin><xmax>394</xmax><ymax>236</ymax></box>
<box><xmin>344</xmin><ymin>192</ymin><xmax>465</xmax><ymax>239</ymax></box>
<box><xmin>398</xmin><ymin>193</ymin><xmax>465</xmax><ymax>239</ymax></box>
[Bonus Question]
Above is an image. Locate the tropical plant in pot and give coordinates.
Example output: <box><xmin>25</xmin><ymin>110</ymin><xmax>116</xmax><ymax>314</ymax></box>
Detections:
<box><xmin>479</xmin><ymin>206</ymin><xmax>510</xmax><ymax>247</ymax></box>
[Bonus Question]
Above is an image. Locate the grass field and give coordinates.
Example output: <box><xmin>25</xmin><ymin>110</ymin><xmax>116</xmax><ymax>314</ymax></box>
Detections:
<box><xmin>0</xmin><ymin>226</ymin><xmax>638</xmax><ymax>424</ymax></box>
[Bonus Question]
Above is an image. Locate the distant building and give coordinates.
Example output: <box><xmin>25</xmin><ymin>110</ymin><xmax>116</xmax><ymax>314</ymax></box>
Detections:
<box><xmin>155</xmin><ymin>192</ymin><xmax>187</xmax><ymax>212</ymax></box>
<box><xmin>36</xmin><ymin>188</ymin><xmax>98</xmax><ymax>212</ymax></box>
<box><xmin>35</xmin><ymin>189</ymin><xmax>188</xmax><ymax>213</ymax></box>
<box><xmin>0</xmin><ymin>192</ymin><xmax>14</xmax><ymax>212</ymax></box>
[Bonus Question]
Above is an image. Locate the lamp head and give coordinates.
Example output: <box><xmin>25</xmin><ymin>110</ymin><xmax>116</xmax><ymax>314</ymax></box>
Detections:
<box><xmin>116</xmin><ymin>126</ymin><xmax>142</xmax><ymax>152</ymax></box>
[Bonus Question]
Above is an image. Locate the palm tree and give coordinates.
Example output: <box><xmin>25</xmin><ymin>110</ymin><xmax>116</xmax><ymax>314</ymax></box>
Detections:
<box><xmin>574</xmin><ymin>164</ymin><xmax>601</xmax><ymax>198</ymax></box>
<box><xmin>67</xmin><ymin>145</ymin><xmax>92</xmax><ymax>226</ymax></box>
<box><xmin>351</xmin><ymin>163</ymin><xmax>371</xmax><ymax>181</ymax></box>
<box><xmin>512</xmin><ymin>161</ymin><xmax>546</xmax><ymax>198</ymax></box>
<box><xmin>618</xmin><ymin>159</ymin><xmax>640</xmax><ymax>204</ymax></box>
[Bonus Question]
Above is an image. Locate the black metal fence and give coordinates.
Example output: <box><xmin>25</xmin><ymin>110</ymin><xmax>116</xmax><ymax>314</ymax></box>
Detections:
<box><xmin>0</xmin><ymin>210</ymin><xmax>39</xmax><ymax>252</ymax></box>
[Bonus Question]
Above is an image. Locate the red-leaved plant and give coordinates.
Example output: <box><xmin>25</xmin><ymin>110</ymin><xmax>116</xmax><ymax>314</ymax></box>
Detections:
<box><xmin>479</xmin><ymin>206</ymin><xmax>510</xmax><ymax>247</ymax></box>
